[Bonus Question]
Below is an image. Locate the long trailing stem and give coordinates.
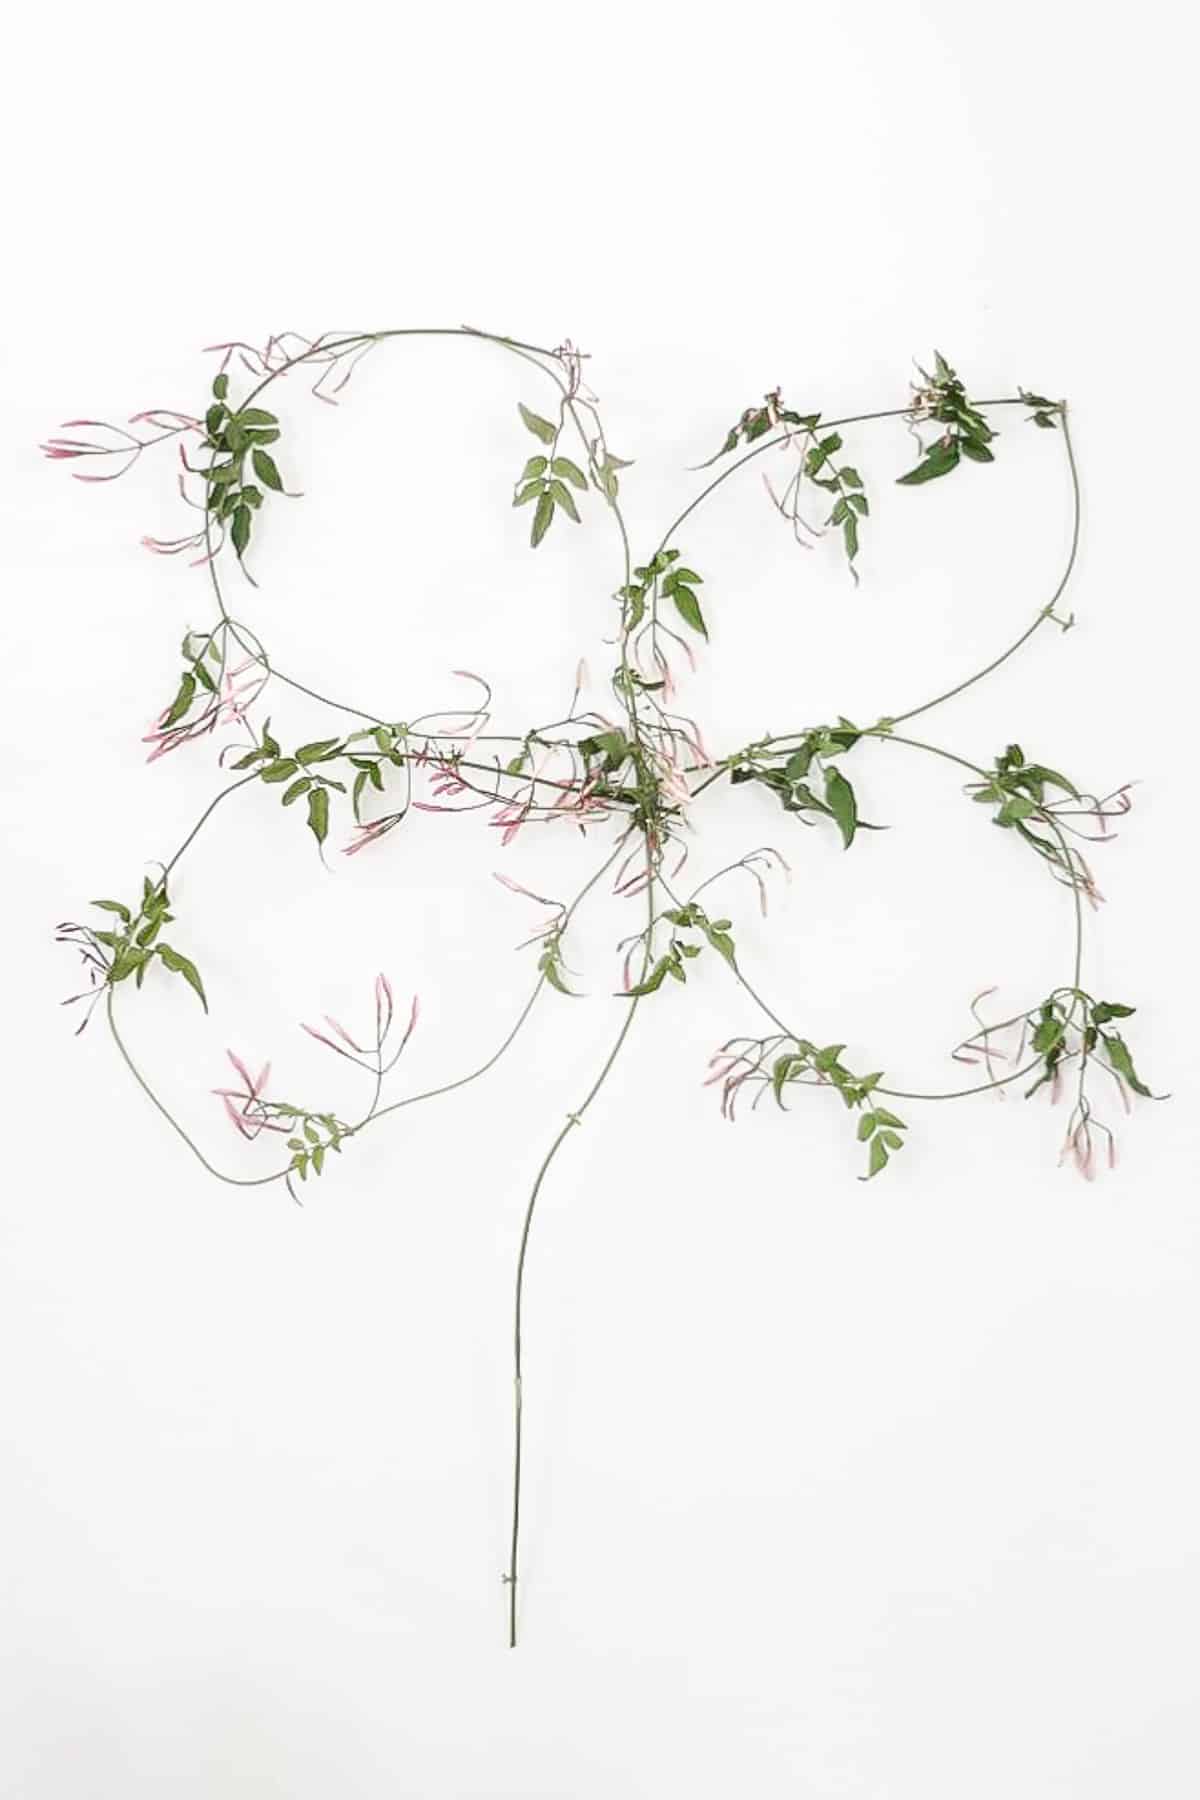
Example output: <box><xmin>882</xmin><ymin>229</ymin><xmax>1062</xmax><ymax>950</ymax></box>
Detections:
<box><xmin>505</xmin><ymin>918</ymin><xmax>650</xmax><ymax>1647</ymax></box>
<box><xmin>505</xmin><ymin>373</ymin><xmax>651</xmax><ymax>1648</ymax></box>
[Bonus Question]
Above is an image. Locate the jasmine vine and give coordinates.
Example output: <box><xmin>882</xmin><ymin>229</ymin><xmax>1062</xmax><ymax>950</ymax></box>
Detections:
<box><xmin>47</xmin><ymin>325</ymin><xmax>1161</xmax><ymax>1647</ymax></box>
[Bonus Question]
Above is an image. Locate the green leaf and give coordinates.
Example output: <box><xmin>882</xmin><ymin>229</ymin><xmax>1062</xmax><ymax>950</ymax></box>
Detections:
<box><xmin>519</xmin><ymin>456</ymin><xmax>548</xmax><ymax>481</ymax></box>
<box><xmin>109</xmin><ymin>946</ymin><xmax>150</xmax><ymax>983</ymax></box>
<box><xmin>824</xmin><ymin>766</ymin><xmax>857</xmax><ymax>849</ymax></box>
<box><xmin>237</xmin><ymin>408</ymin><xmax>277</xmax><ymax>427</ymax></box>
<box><xmin>872</xmin><ymin>1107</ymin><xmax>906</xmax><ymax>1130</ymax></box>
<box><xmin>551</xmin><ymin>456</ymin><xmax>587</xmax><ymax>489</ymax></box>
<box><xmin>161</xmin><ymin>674</ymin><xmax>196</xmax><ymax>726</ymax></box>
<box><xmin>231</xmin><ymin>505</ymin><xmax>251</xmax><ymax>556</ymax></box>
<box><xmin>296</xmin><ymin>738</ymin><xmax>342</xmax><ymax>765</ymax></box>
<box><xmin>1023</xmin><ymin>764</ymin><xmax>1079</xmax><ymax>799</ymax></box>
<box><xmin>622</xmin><ymin>957</ymin><xmax>670</xmax><ymax>997</ymax></box>
<box><xmin>1090</xmin><ymin>1000</ymin><xmax>1135</xmax><ymax>1025</ymax></box>
<box><xmin>212</xmin><ymin>374</ymin><xmax>229</xmax><ymax>401</ymax></box>
<box><xmin>260</xmin><ymin>759</ymin><xmax>300</xmax><ymax>783</ymax></box>
<box><xmin>1032</xmin><ymin>1017</ymin><xmax>1065</xmax><ymax>1054</ymax></box>
<box><xmin>91</xmin><ymin>899</ymin><xmax>132</xmax><ymax>922</ymax></box>
<box><xmin>282</xmin><ymin>776</ymin><xmax>312</xmax><ymax>805</ymax></box>
<box><xmin>541</xmin><ymin>957</ymin><xmax>580</xmax><ymax>997</ymax></box>
<box><xmin>307</xmin><ymin>786</ymin><xmax>330</xmax><ymax>849</ymax></box>
<box><xmin>1102</xmin><ymin>1032</ymin><xmax>1152</xmax><ymax>1097</ymax></box>
<box><xmin>857</xmin><ymin>1112</ymin><xmax>877</xmax><ymax>1141</ymax></box>
<box><xmin>863</xmin><ymin>1135</ymin><xmax>890</xmax><ymax>1179</ymax></box>
<box><xmin>671</xmin><ymin>585</ymin><xmax>707</xmax><ymax>638</ymax></box>
<box><xmin>703</xmin><ymin>924</ymin><xmax>736</xmax><ymax>966</ymax></box>
<box><xmin>518</xmin><ymin>403</ymin><xmax>557</xmax><ymax>445</ymax></box>
<box><xmin>157</xmin><ymin>944</ymin><xmax>208</xmax><ymax>1012</ymax></box>
<box><xmin>579</xmin><ymin>728</ymin><xmax>629</xmax><ymax>769</ymax></box>
<box><xmin>548</xmin><ymin>478</ymin><xmax>580</xmax><ymax>522</ymax></box>
<box><xmin>896</xmin><ymin>442</ymin><xmax>961</xmax><ymax>486</ymax></box>
<box><xmin>531</xmin><ymin>491</ymin><xmax>554</xmax><ymax>547</ymax></box>
<box><xmin>961</xmin><ymin>438</ymin><xmax>995</xmax><ymax>463</ymax></box>
<box><xmin>252</xmin><ymin>447</ymin><xmax>283</xmax><ymax>491</ymax></box>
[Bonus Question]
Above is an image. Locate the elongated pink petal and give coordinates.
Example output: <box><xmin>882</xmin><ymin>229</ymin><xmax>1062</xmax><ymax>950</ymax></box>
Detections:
<box><xmin>325</xmin><ymin>1014</ymin><xmax>365</xmax><ymax>1052</ymax></box>
<box><xmin>225</xmin><ymin>1049</ymin><xmax>259</xmax><ymax>1096</ymax></box>
<box><xmin>300</xmin><ymin>1022</ymin><xmax>342</xmax><ymax>1053</ymax></box>
<box><xmin>375</xmin><ymin>973</ymin><xmax>394</xmax><ymax>1040</ymax></box>
<box><xmin>219</xmin><ymin>1093</ymin><xmax>254</xmax><ymax>1138</ymax></box>
<box><xmin>391</xmin><ymin>994</ymin><xmax>420</xmax><ymax>1059</ymax></box>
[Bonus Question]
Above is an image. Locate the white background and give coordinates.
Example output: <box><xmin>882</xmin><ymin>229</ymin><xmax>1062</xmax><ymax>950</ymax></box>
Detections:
<box><xmin>2</xmin><ymin>4</ymin><xmax>1197</xmax><ymax>1794</ymax></box>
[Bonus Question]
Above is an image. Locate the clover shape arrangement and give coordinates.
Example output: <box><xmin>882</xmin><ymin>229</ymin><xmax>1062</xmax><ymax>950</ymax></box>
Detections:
<box><xmin>49</xmin><ymin>326</ymin><xmax>1160</xmax><ymax>1646</ymax></box>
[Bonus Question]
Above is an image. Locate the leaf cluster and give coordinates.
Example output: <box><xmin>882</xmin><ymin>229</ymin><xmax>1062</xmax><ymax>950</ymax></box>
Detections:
<box><xmin>622</xmin><ymin>902</ymin><xmax>736</xmax><ymax>996</ymax></box>
<box><xmin>278</xmin><ymin>1108</ymin><xmax>349</xmax><ymax>1182</ymax></box>
<box><xmin>618</xmin><ymin>547</ymin><xmax>706</xmax><ymax>637</ymax></box>
<box><xmin>800</xmin><ymin>431</ymin><xmax>870</xmax><ymax>574</ymax></box>
<box><xmin>159</xmin><ymin>630</ymin><xmax>224</xmax><ymax>729</ymax></box>
<box><xmin>537</xmin><ymin>930</ymin><xmax>579</xmax><ymax>997</ymax></box>
<box><xmin>1019</xmin><ymin>389</ymin><xmax>1061</xmax><ymax>430</ymax></box>
<box><xmin>90</xmin><ymin>878</ymin><xmax>207</xmax><ymax>1010</ymax></box>
<box><xmin>513</xmin><ymin>404</ymin><xmax>587</xmax><ymax>547</ymax></box>
<box><xmin>730</xmin><ymin>722</ymin><xmax>880</xmax><ymax>849</ymax></box>
<box><xmin>897</xmin><ymin>351</ymin><xmax>995</xmax><ymax>485</ymax></box>
<box><xmin>202</xmin><ymin>373</ymin><xmax>290</xmax><ymax>564</ymax></box>
<box><xmin>699</xmin><ymin>391</ymin><xmax>820</xmax><ymax>466</ymax></box>
<box><xmin>968</xmin><ymin>743</ymin><xmax>1085</xmax><ymax>883</ymax></box>
<box><xmin>1026</xmin><ymin>992</ymin><xmax>1155</xmax><ymax>1100</ymax></box>
<box><xmin>770</xmin><ymin>1039</ymin><xmax>906</xmax><ymax>1179</ymax></box>
<box><xmin>231</xmin><ymin>722</ymin><xmax>356</xmax><ymax>849</ymax></box>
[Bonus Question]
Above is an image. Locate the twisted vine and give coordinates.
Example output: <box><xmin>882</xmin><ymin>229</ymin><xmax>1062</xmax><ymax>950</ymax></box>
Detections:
<box><xmin>47</xmin><ymin>327</ymin><xmax>1161</xmax><ymax>1647</ymax></box>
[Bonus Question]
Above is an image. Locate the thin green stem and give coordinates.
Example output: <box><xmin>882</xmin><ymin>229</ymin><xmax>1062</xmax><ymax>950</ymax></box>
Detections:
<box><xmin>106</xmin><ymin>992</ymin><xmax>283</xmax><ymax>1189</ymax></box>
<box><xmin>889</xmin><ymin>402</ymin><xmax>1081</xmax><ymax>726</ymax></box>
<box><xmin>506</xmin><ymin>860</ymin><xmax>654</xmax><ymax>1649</ymax></box>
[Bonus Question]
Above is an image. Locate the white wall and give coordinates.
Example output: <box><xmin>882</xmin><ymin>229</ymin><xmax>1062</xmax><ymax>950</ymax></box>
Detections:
<box><xmin>2</xmin><ymin>4</ymin><xmax>1196</xmax><ymax>1795</ymax></box>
